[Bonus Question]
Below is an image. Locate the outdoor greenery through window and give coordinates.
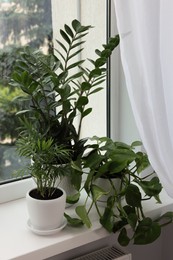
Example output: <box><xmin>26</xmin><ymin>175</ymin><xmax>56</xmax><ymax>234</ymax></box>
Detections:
<box><xmin>0</xmin><ymin>0</ymin><xmax>53</xmax><ymax>183</ymax></box>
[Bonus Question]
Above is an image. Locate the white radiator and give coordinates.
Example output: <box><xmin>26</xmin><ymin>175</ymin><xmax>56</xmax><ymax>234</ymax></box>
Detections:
<box><xmin>73</xmin><ymin>246</ymin><xmax>132</xmax><ymax>260</ymax></box>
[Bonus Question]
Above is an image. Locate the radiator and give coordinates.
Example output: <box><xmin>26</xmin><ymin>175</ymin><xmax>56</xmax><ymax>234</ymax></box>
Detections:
<box><xmin>72</xmin><ymin>246</ymin><xmax>132</xmax><ymax>260</ymax></box>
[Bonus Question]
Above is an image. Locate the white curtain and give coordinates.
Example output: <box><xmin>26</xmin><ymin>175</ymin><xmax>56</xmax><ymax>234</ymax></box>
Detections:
<box><xmin>113</xmin><ymin>0</ymin><xmax>173</xmax><ymax>197</ymax></box>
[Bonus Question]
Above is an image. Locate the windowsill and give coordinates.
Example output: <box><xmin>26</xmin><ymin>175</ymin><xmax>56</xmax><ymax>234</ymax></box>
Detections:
<box><xmin>1</xmin><ymin>189</ymin><xmax>173</xmax><ymax>260</ymax></box>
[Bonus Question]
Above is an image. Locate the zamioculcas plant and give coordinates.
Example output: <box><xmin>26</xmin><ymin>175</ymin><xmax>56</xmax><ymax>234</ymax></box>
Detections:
<box><xmin>11</xmin><ymin>20</ymin><xmax>119</xmax><ymax>197</ymax></box>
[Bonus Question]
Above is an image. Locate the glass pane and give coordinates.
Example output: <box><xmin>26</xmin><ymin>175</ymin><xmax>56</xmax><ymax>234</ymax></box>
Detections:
<box><xmin>0</xmin><ymin>0</ymin><xmax>53</xmax><ymax>183</ymax></box>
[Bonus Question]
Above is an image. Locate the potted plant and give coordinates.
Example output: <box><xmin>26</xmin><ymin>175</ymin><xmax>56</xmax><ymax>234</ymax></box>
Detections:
<box><xmin>10</xmin><ymin>20</ymin><xmax>119</xmax><ymax>231</ymax></box>
<box><xmin>66</xmin><ymin>136</ymin><xmax>173</xmax><ymax>246</ymax></box>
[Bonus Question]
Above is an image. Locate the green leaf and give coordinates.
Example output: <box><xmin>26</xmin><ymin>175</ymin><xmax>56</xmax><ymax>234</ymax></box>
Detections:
<box><xmin>74</xmin><ymin>32</ymin><xmax>88</xmax><ymax>41</ymax></box>
<box><xmin>71</xmin><ymin>171</ymin><xmax>82</xmax><ymax>191</ymax></box>
<box><xmin>127</xmin><ymin>213</ymin><xmax>138</xmax><ymax>230</ymax></box>
<box><xmin>54</xmin><ymin>48</ymin><xmax>66</xmax><ymax>62</ymax></box>
<box><xmin>66</xmin><ymin>192</ymin><xmax>80</xmax><ymax>204</ymax></box>
<box><xmin>64</xmin><ymin>213</ymin><xmax>83</xmax><ymax>227</ymax></box>
<box><xmin>131</xmin><ymin>141</ymin><xmax>142</xmax><ymax>147</ymax></box>
<box><xmin>92</xmin><ymin>79</ymin><xmax>105</xmax><ymax>87</ymax></box>
<box><xmin>156</xmin><ymin>211</ymin><xmax>173</xmax><ymax>225</ymax></box>
<box><xmin>60</xmin><ymin>29</ymin><xmax>71</xmax><ymax>44</ymax></box>
<box><xmin>69</xmin><ymin>48</ymin><xmax>84</xmax><ymax>60</ymax></box>
<box><xmin>113</xmin><ymin>220</ymin><xmax>128</xmax><ymax>233</ymax></box>
<box><xmin>82</xmin><ymin>108</ymin><xmax>92</xmax><ymax>118</ymax></box>
<box><xmin>118</xmin><ymin>228</ymin><xmax>130</xmax><ymax>246</ymax></box>
<box><xmin>89</xmin><ymin>68</ymin><xmax>102</xmax><ymax>79</ymax></box>
<box><xmin>135</xmin><ymin>152</ymin><xmax>150</xmax><ymax>173</ymax></box>
<box><xmin>89</xmin><ymin>87</ymin><xmax>103</xmax><ymax>95</ymax></box>
<box><xmin>95</xmin><ymin>57</ymin><xmax>107</xmax><ymax>67</ymax></box>
<box><xmin>56</xmin><ymin>40</ymin><xmax>67</xmax><ymax>53</ymax></box>
<box><xmin>67</xmin><ymin>60</ymin><xmax>84</xmax><ymax>70</ymax></box>
<box><xmin>81</xmin><ymin>82</ymin><xmax>92</xmax><ymax>91</ymax></box>
<box><xmin>71</xmin><ymin>41</ymin><xmax>85</xmax><ymax>50</ymax></box>
<box><xmin>134</xmin><ymin>218</ymin><xmax>161</xmax><ymax>245</ymax></box>
<box><xmin>76</xmin><ymin>96</ymin><xmax>88</xmax><ymax>108</ymax></box>
<box><xmin>100</xmin><ymin>207</ymin><xmax>114</xmax><ymax>232</ymax></box>
<box><xmin>95</xmin><ymin>49</ymin><xmax>102</xmax><ymax>57</ymax></box>
<box><xmin>109</xmin><ymin>148</ymin><xmax>137</xmax><ymax>164</ymax></box>
<box><xmin>66</xmin><ymin>71</ymin><xmax>83</xmax><ymax>81</ymax></box>
<box><xmin>16</xmin><ymin>109</ymin><xmax>30</xmax><ymax>116</ymax></box>
<box><xmin>101</xmin><ymin>49</ymin><xmax>112</xmax><ymax>58</ymax></box>
<box><xmin>72</xmin><ymin>19</ymin><xmax>81</xmax><ymax>32</ymax></box>
<box><xmin>76</xmin><ymin>205</ymin><xmax>92</xmax><ymax>228</ymax></box>
<box><xmin>91</xmin><ymin>184</ymin><xmax>108</xmax><ymax>202</ymax></box>
<box><xmin>125</xmin><ymin>184</ymin><xmax>141</xmax><ymax>207</ymax></box>
<box><xmin>137</xmin><ymin>177</ymin><xmax>162</xmax><ymax>197</ymax></box>
<box><xmin>77</xmin><ymin>25</ymin><xmax>92</xmax><ymax>33</ymax></box>
<box><xmin>64</xmin><ymin>24</ymin><xmax>74</xmax><ymax>38</ymax></box>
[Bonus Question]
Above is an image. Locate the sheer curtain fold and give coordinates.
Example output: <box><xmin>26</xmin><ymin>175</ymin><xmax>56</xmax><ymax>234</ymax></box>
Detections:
<box><xmin>114</xmin><ymin>0</ymin><xmax>173</xmax><ymax>197</ymax></box>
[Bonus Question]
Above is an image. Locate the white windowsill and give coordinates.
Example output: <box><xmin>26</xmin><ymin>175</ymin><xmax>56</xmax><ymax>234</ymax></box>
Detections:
<box><xmin>1</xmin><ymin>189</ymin><xmax>173</xmax><ymax>260</ymax></box>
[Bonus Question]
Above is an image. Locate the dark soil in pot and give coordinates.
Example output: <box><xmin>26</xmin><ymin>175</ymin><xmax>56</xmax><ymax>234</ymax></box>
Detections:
<box><xmin>29</xmin><ymin>188</ymin><xmax>63</xmax><ymax>200</ymax></box>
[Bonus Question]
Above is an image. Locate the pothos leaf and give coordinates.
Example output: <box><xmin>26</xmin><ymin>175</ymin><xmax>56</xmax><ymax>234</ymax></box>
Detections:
<box><xmin>64</xmin><ymin>213</ymin><xmax>83</xmax><ymax>227</ymax></box>
<box><xmin>134</xmin><ymin>218</ymin><xmax>161</xmax><ymax>245</ymax></box>
<box><xmin>75</xmin><ymin>205</ymin><xmax>91</xmax><ymax>228</ymax></box>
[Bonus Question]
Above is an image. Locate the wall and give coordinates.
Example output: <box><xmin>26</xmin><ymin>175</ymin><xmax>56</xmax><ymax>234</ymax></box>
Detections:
<box><xmin>47</xmin><ymin>224</ymin><xmax>173</xmax><ymax>260</ymax></box>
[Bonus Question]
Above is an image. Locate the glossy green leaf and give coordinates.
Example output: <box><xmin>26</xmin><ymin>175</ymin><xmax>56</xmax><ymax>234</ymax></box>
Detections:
<box><xmin>95</xmin><ymin>49</ymin><xmax>102</xmax><ymax>57</ymax></box>
<box><xmin>76</xmin><ymin>96</ymin><xmax>88</xmax><ymax>107</ymax></box>
<box><xmin>64</xmin><ymin>213</ymin><xmax>83</xmax><ymax>226</ymax></box>
<box><xmin>71</xmin><ymin>171</ymin><xmax>82</xmax><ymax>191</ymax></box>
<box><xmin>72</xmin><ymin>19</ymin><xmax>81</xmax><ymax>32</ymax></box>
<box><xmin>69</xmin><ymin>48</ymin><xmax>84</xmax><ymax>60</ymax></box>
<box><xmin>74</xmin><ymin>32</ymin><xmax>88</xmax><ymax>41</ymax></box>
<box><xmin>60</xmin><ymin>29</ymin><xmax>71</xmax><ymax>44</ymax></box>
<box><xmin>156</xmin><ymin>211</ymin><xmax>173</xmax><ymax>225</ymax></box>
<box><xmin>100</xmin><ymin>207</ymin><xmax>114</xmax><ymax>232</ymax></box>
<box><xmin>64</xmin><ymin>24</ymin><xmax>74</xmax><ymax>38</ymax></box>
<box><xmin>71</xmin><ymin>41</ymin><xmax>85</xmax><ymax>50</ymax></box>
<box><xmin>134</xmin><ymin>218</ymin><xmax>161</xmax><ymax>245</ymax></box>
<box><xmin>81</xmin><ymin>82</ymin><xmax>92</xmax><ymax>91</ymax></box>
<box><xmin>137</xmin><ymin>177</ymin><xmax>162</xmax><ymax>197</ymax></box>
<box><xmin>101</xmin><ymin>49</ymin><xmax>112</xmax><ymax>58</ymax></box>
<box><xmin>91</xmin><ymin>184</ymin><xmax>108</xmax><ymax>202</ymax></box>
<box><xmin>89</xmin><ymin>87</ymin><xmax>103</xmax><ymax>95</ymax></box>
<box><xmin>76</xmin><ymin>205</ymin><xmax>92</xmax><ymax>228</ymax></box>
<box><xmin>67</xmin><ymin>60</ymin><xmax>84</xmax><ymax>70</ymax></box>
<box><xmin>56</xmin><ymin>40</ymin><xmax>67</xmax><ymax>53</ymax></box>
<box><xmin>82</xmin><ymin>108</ymin><xmax>92</xmax><ymax>118</ymax></box>
<box><xmin>77</xmin><ymin>25</ymin><xmax>92</xmax><ymax>33</ymax></box>
<box><xmin>125</xmin><ymin>184</ymin><xmax>141</xmax><ymax>207</ymax></box>
<box><xmin>118</xmin><ymin>228</ymin><xmax>130</xmax><ymax>246</ymax></box>
<box><xmin>89</xmin><ymin>68</ymin><xmax>102</xmax><ymax>79</ymax></box>
<box><xmin>66</xmin><ymin>192</ymin><xmax>80</xmax><ymax>204</ymax></box>
<box><xmin>131</xmin><ymin>141</ymin><xmax>142</xmax><ymax>147</ymax></box>
<box><xmin>127</xmin><ymin>213</ymin><xmax>138</xmax><ymax>230</ymax></box>
<box><xmin>95</xmin><ymin>57</ymin><xmax>107</xmax><ymax>67</ymax></box>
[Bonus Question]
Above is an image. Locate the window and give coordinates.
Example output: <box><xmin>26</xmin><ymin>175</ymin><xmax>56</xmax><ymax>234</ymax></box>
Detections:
<box><xmin>0</xmin><ymin>0</ymin><xmax>53</xmax><ymax>184</ymax></box>
<box><xmin>0</xmin><ymin>0</ymin><xmax>110</xmax><ymax>202</ymax></box>
<box><xmin>0</xmin><ymin>0</ymin><xmax>139</xmax><ymax>202</ymax></box>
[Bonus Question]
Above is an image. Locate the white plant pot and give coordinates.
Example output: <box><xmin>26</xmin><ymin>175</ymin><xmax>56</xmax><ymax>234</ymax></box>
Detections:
<box><xmin>58</xmin><ymin>176</ymin><xmax>76</xmax><ymax>208</ymax></box>
<box><xmin>26</xmin><ymin>187</ymin><xmax>66</xmax><ymax>230</ymax></box>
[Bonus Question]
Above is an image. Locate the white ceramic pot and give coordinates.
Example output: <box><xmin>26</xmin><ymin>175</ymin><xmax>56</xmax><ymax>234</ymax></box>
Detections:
<box><xmin>26</xmin><ymin>187</ymin><xmax>66</xmax><ymax>230</ymax></box>
<box><xmin>58</xmin><ymin>176</ymin><xmax>76</xmax><ymax>208</ymax></box>
<box><xmin>94</xmin><ymin>177</ymin><xmax>121</xmax><ymax>203</ymax></box>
